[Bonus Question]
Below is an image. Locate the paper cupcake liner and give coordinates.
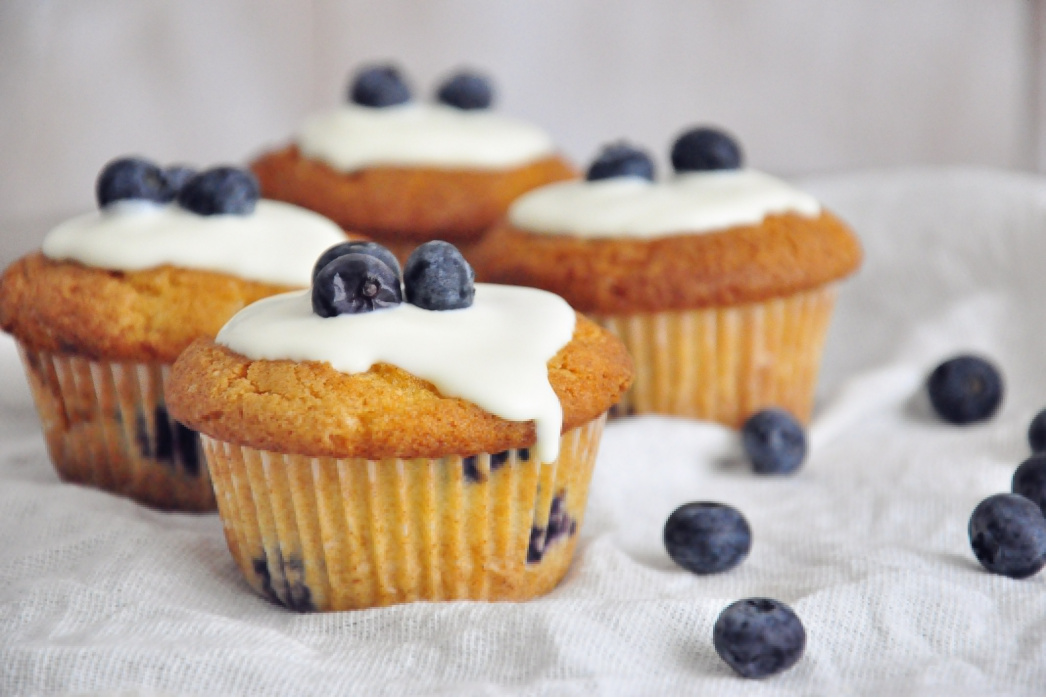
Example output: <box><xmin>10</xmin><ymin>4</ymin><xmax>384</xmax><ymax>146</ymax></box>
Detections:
<box><xmin>202</xmin><ymin>414</ymin><xmax>607</xmax><ymax>611</ymax></box>
<box><xmin>594</xmin><ymin>285</ymin><xmax>836</xmax><ymax>426</ymax></box>
<box><xmin>16</xmin><ymin>345</ymin><xmax>214</xmax><ymax>511</ymax></box>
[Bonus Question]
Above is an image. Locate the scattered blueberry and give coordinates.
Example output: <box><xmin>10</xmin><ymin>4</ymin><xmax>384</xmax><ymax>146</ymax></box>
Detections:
<box><xmin>585</xmin><ymin>142</ymin><xmax>656</xmax><ymax>182</ymax></box>
<box><xmin>968</xmin><ymin>493</ymin><xmax>1046</xmax><ymax>579</ymax></box>
<box><xmin>253</xmin><ymin>550</ymin><xmax>314</xmax><ymax>612</ymax></box>
<box><xmin>1012</xmin><ymin>454</ymin><xmax>1046</xmax><ymax>517</ymax></box>
<box><xmin>177</xmin><ymin>166</ymin><xmax>260</xmax><ymax>216</ymax></box>
<box><xmin>311</xmin><ymin>241</ymin><xmax>401</xmax><ymax>284</ymax></box>
<box><xmin>663</xmin><ymin>502</ymin><xmax>751</xmax><ymax>574</ymax></box>
<box><xmin>349</xmin><ymin>64</ymin><xmax>412</xmax><ymax>107</ymax></box>
<box><xmin>403</xmin><ymin>241</ymin><xmax>475</xmax><ymax>311</ymax></box>
<box><xmin>313</xmin><ymin>253</ymin><xmax>402</xmax><ymax>317</ymax></box>
<box><xmin>926</xmin><ymin>355</ymin><xmax>1003</xmax><ymax>425</ymax></box>
<box><xmin>436</xmin><ymin>70</ymin><xmax>494</xmax><ymax>110</ymax></box>
<box><xmin>96</xmin><ymin>156</ymin><xmax>171</xmax><ymax>207</ymax></box>
<box><xmin>527</xmin><ymin>492</ymin><xmax>577</xmax><ymax>563</ymax></box>
<box><xmin>741</xmin><ymin>408</ymin><xmax>806</xmax><ymax>475</ymax></box>
<box><xmin>163</xmin><ymin>165</ymin><xmax>197</xmax><ymax>194</ymax></box>
<box><xmin>670</xmin><ymin>126</ymin><xmax>744</xmax><ymax>172</ymax></box>
<box><xmin>1029</xmin><ymin>409</ymin><xmax>1046</xmax><ymax>452</ymax></box>
<box><xmin>713</xmin><ymin>598</ymin><xmax>806</xmax><ymax>679</ymax></box>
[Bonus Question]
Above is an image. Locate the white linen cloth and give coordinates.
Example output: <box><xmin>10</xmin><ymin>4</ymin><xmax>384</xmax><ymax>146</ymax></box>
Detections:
<box><xmin>2</xmin><ymin>168</ymin><xmax>1045</xmax><ymax>696</ymax></box>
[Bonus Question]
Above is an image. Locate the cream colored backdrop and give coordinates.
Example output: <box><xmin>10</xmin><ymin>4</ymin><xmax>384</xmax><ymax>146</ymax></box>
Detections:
<box><xmin>0</xmin><ymin>0</ymin><xmax>1041</xmax><ymax>264</ymax></box>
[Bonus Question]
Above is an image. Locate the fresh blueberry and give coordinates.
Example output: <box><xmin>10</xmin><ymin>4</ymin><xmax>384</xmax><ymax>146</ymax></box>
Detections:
<box><xmin>313</xmin><ymin>253</ymin><xmax>402</xmax><ymax>317</ymax></box>
<box><xmin>585</xmin><ymin>142</ymin><xmax>656</xmax><ymax>182</ymax></box>
<box><xmin>927</xmin><ymin>355</ymin><xmax>1003</xmax><ymax>425</ymax></box>
<box><xmin>436</xmin><ymin>70</ymin><xmax>494</xmax><ymax>110</ymax></box>
<box><xmin>713</xmin><ymin>598</ymin><xmax>806</xmax><ymax>679</ymax></box>
<box><xmin>1029</xmin><ymin>409</ymin><xmax>1046</xmax><ymax>452</ymax></box>
<box><xmin>311</xmin><ymin>241</ymin><xmax>401</xmax><ymax>284</ymax></box>
<box><xmin>177</xmin><ymin>167</ymin><xmax>260</xmax><ymax>216</ymax></box>
<box><xmin>670</xmin><ymin>126</ymin><xmax>744</xmax><ymax>172</ymax></box>
<box><xmin>663</xmin><ymin>502</ymin><xmax>751</xmax><ymax>574</ymax></box>
<box><xmin>968</xmin><ymin>493</ymin><xmax>1046</xmax><ymax>579</ymax></box>
<box><xmin>96</xmin><ymin>156</ymin><xmax>171</xmax><ymax>207</ymax></box>
<box><xmin>1012</xmin><ymin>454</ymin><xmax>1046</xmax><ymax>517</ymax></box>
<box><xmin>741</xmin><ymin>408</ymin><xmax>806</xmax><ymax>475</ymax></box>
<box><xmin>349</xmin><ymin>64</ymin><xmax>411</xmax><ymax>107</ymax></box>
<box><xmin>163</xmin><ymin>165</ymin><xmax>197</xmax><ymax>194</ymax></box>
<box><xmin>403</xmin><ymin>241</ymin><xmax>475</xmax><ymax>311</ymax></box>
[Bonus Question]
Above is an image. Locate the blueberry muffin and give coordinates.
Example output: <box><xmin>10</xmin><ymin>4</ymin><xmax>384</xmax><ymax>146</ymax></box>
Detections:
<box><xmin>0</xmin><ymin>157</ymin><xmax>348</xmax><ymax>510</ymax></box>
<box><xmin>472</xmin><ymin>127</ymin><xmax>862</xmax><ymax>426</ymax></box>
<box><xmin>166</xmin><ymin>242</ymin><xmax>633</xmax><ymax>609</ymax></box>
<box><xmin>251</xmin><ymin>64</ymin><xmax>576</xmax><ymax>262</ymax></box>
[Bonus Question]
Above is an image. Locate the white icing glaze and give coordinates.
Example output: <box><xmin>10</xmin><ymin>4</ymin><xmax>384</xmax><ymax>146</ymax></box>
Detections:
<box><xmin>42</xmin><ymin>200</ymin><xmax>347</xmax><ymax>286</ymax></box>
<box><xmin>216</xmin><ymin>284</ymin><xmax>577</xmax><ymax>464</ymax></box>
<box><xmin>297</xmin><ymin>103</ymin><xmax>556</xmax><ymax>171</ymax></box>
<box><xmin>508</xmin><ymin>169</ymin><xmax>822</xmax><ymax>238</ymax></box>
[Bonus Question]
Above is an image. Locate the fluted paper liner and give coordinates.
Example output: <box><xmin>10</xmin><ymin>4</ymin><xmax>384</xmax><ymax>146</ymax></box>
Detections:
<box><xmin>595</xmin><ymin>285</ymin><xmax>836</xmax><ymax>425</ymax></box>
<box><xmin>203</xmin><ymin>414</ymin><xmax>607</xmax><ymax>611</ymax></box>
<box><xmin>16</xmin><ymin>345</ymin><xmax>214</xmax><ymax>511</ymax></box>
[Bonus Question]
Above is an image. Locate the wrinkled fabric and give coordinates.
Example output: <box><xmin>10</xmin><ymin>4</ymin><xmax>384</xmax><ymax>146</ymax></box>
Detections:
<box><xmin>2</xmin><ymin>169</ymin><xmax>1045</xmax><ymax>696</ymax></box>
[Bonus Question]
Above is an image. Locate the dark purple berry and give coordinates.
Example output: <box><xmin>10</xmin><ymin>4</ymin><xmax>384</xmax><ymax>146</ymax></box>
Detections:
<box><xmin>403</xmin><ymin>241</ymin><xmax>475</xmax><ymax>311</ymax></box>
<box><xmin>311</xmin><ymin>241</ymin><xmax>401</xmax><ymax>284</ymax></box>
<box><xmin>927</xmin><ymin>355</ymin><xmax>1003</xmax><ymax>425</ymax></box>
<box><xmin>349</xmin><ymin>64</ymin><xmax>411</xmax><ymax>108</ymax></box>
<box><xmin>664</xmin><ymin>502</ymin><xmax>751</xmax><ymax>574</ymax></box>
<box><xmin>671</xmin><ymin>126</ymin><xmax>744</xmax><ymax>172</ymax></box>
<box><xmin>1012</xmin><ymin>454</ymin><xmax>1046</xmax><ymax>518</ymax></box>
<box><xmin>96</xmin><ymin>156</ymin><xmax>171</xmax><ymax>207</ymax></box>
<box><xmin>968</xmin><ymin>493</ymin><xmax>1046</xmax><ymax>579</ymax></box>
<box><xmin>741</xmin><ymin>408</ymin><xmax>806</xmax><ymax>475</ymax></box>
<box><xmin>586</xmin><ymin>142</ymin><xmax>655</xmax><ymax>182</ymax></box>
<box><xmin>1028</xmin><ymin>409</ymin><xmax>1046</xmax><ymax>452</ymax></box>
<box><xmin>177</xmin><ymin>167</ymin><xmax>260</xmax><ymax>216</ymax></box>
<box><xmin>312</xmin><ymin>253</ymin><xmax>402</xmax><ymax>317</ymax></box>
<box><xmin>436</xmin><ymin>70</ymin><xmax>494</xmax><ymax>110</ymax></box>
<box><xmin>713</xmin><ymin>598</ymin><xmax>806</xmax><ymax>679</ymax></box>
<box><xmin>163</xmin><ymin>165</ymin><xmax>197</xmax><ymax>193</ymax></box>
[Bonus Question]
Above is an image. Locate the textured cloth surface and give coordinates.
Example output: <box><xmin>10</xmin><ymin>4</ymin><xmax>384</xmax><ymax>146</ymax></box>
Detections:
<box><xmin>2</xmin><ymin>168</ymin><xmax>1046</xmax><ymax>696</ymax></box>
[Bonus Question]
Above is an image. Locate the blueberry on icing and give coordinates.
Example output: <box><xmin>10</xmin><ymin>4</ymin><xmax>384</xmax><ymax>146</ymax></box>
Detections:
<box><xmin>311</xmin><ymin>241</ymin><xmax>401</xmax><ymax>284</ymax></box>
<box><xmin>436</xmin><ymin>70</ymin><xmax>494</xmax><ymax>110</ymax></box>
<box><xmin>312</xmin><ymin>253</ymin><xmax>403</xmax><ymax>317</ymax></box>
<box><xmin>96</xmin><ymin>156</ymin><xmax>172</xmax><ymax>208</ymax></box>
<box><xmin>177</xmin><ymin>167</ymin><xmax>260</xmax><ymax>216</ymax></box>
<box><xmin>349</xmin><ymin>64</ymin><xmax>412</xmax><ymax>108</ymax></box>
<box><xmin>403</xmin><ymin>241</ymin><xmax>475</xmax><ymax>311</ymax></box>
<box><xmin>670</xmin><ymin>126</ymin><xmax>744</xmax><ymax>172</ymax></box>
<box><xmin>585</xmin><ymin>142</ymin><xmax>655</xmax><ymax>182</ymax></box>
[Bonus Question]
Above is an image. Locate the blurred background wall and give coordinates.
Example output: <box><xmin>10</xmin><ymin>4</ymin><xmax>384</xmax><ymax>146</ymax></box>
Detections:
<box><xmin>0</xmin><ymin>0</ymin><xmax>1042</xmax><ymax>266</ymax></box>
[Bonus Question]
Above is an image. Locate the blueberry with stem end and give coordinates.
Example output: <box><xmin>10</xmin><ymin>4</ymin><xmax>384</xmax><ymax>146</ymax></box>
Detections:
<box><xmin>968</xmin><ymin>493</ymin><xmax>1046</xmax><ymax>579</ymax></box>
<box><xmin>312</xmin><ymin>253</ymin><xmax>402</xmax><ymax>317</ymax></box>
<box><xmin>177</xmin><ymin>167</ymin><xmax>260</xmax><ymax>216</ymax></box>
<box><xmin>311</xmin><ymin>241</ymin><xmax>402</xmax><ymax>284</ymax></box>
<box><xmin>586</xmin><ymin>142</ymin><xmax>656</xmax><ymax>182</ymax></box>
<box><xmin>403</xmin><ymin>241</ymin><xmax>475</xmax><ymax>311</ymax></box>
<box><xmin>349</xmin><ymin>64</ymin><xmax>411</xmax><ymax>107</ymax></box>
<box><xmin>926</xmin><ymin>355</ymin><xmax>1003</xmax><ymax>425</ymax></box>
<box><xmin>1012</xmin><ymin>454</ymin><xmax>1046</xmax><ymax>518</ymax></box>
<box><xmin>713</xmin><ymin>598</ymin><xmax>806</xmax><ymax>679</ymax></box>
<box><xmin>664</xmin><ymin>502</ymin><xmax>751</xmax><ymax>574</ymax></box>
<box><xmin>436</xmin><ymin>70</ymin><xmax>494</xmax><ymax>110</ymax></box>
<box><xmin>670</xmin><ymin>126</ymin><xmax>744</xmax><ymax>172</ymax></box>
<box><xmin>96</xmin><ymin>156</ymin><xmax>171</xmax><ymax>207</ymax></box>
<box><xmin>741</xmin><ymin>408</ymin><xmax>807</xmax><ymax>475</ymax></box>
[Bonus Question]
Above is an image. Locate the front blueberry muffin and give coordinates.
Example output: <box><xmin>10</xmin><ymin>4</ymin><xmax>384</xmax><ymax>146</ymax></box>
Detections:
<box><xmin>166</xmin><ymin>242</ymin><xmax>633</xmax><ymax>610</ymax></box>
<box><xmin>0</xmin><ymin>157</ymin><xmax>348</xmax><ymax>510</ymax></box>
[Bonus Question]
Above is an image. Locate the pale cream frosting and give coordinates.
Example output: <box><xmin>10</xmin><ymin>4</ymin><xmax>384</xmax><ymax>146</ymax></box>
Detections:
<box><xmin>508</xmin><ymin>169</ymin><xmax>821</xmax><ymax>238</ymax></box>
<box><xmin>42</xmin><ymin>200</ymin><xmax>346</xmax><ymax>286</ymax></box>
<box><xmin>215</xmin><ymin>284</ymin><xmax>576</xmax><ymax>464</ymax></box>
<box><xmin>297</xmin><ymin>103</ymin><xmax>556</xmax><ymax>171</ymax></box>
